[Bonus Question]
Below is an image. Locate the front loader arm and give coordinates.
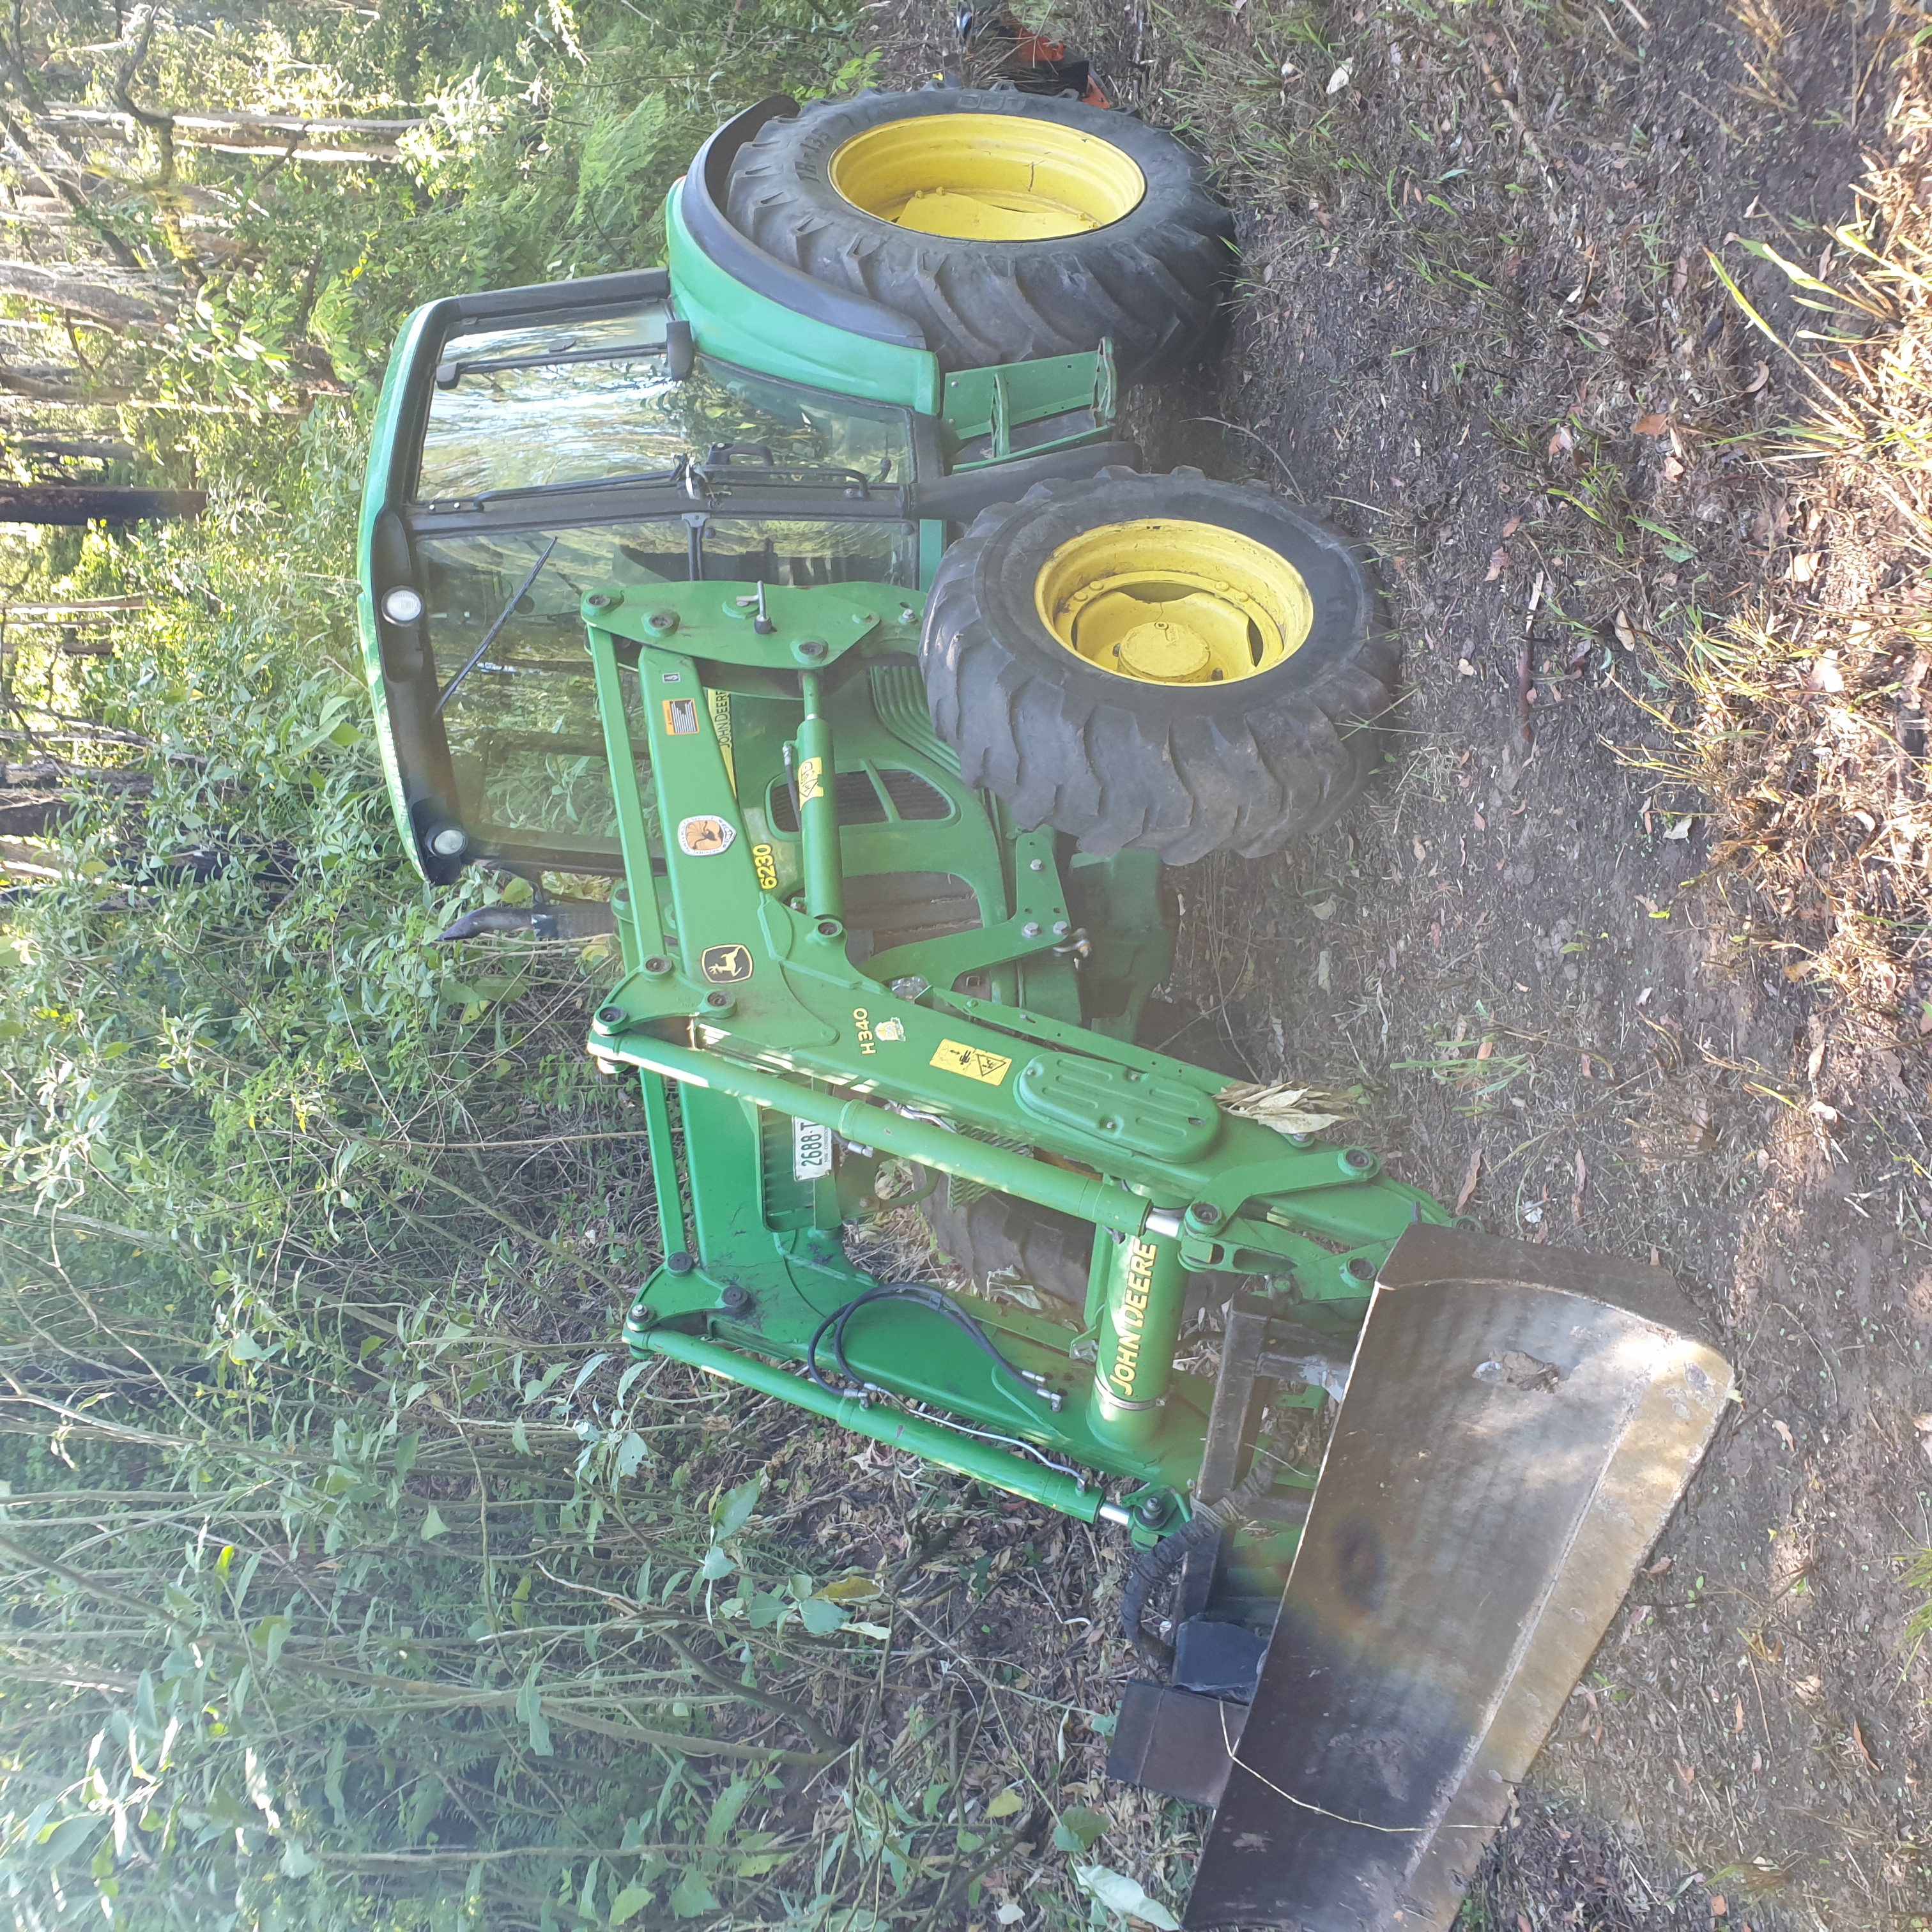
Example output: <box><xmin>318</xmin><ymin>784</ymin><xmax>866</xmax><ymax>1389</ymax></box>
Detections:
<box><xmin>571</xmin><ymin>578</ymin><xmax>1441</xmax><ymax>1523</ymax></box>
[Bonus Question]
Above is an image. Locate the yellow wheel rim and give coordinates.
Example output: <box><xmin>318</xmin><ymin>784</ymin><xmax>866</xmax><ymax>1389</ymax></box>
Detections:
<box><xmin>829</xmin><ymin>113</ymin><xmax>1144</xmax><ymax>241</ymax></box>
<box><xmin>1034</xmin><ymin>519</ymin><xmax>1315</xmax><ymax>686</ymax></box>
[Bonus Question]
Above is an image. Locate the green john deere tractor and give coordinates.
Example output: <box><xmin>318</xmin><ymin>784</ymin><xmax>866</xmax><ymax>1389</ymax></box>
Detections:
<box><xmin>356</xmin><ymin>88</ymin><xmax>1732</xmax><ymax>1931</ymax></box>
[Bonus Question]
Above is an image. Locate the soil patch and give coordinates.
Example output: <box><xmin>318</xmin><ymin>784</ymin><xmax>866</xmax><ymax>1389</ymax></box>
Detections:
<box><xmin>854</xmin><ymin>4</ymin><xmax>1932</xmax><ymax>1926</ymax></box>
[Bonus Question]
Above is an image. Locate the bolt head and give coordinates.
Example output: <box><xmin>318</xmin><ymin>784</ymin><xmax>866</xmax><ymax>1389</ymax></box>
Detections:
<box><xmin>721</xmin><ymin>1285</ymin><xmax>751</xmax><ymax>1313</ymax></box>
<box><xmin>1135</xmin><ymin>1492</ymin><xmax>1168</xmax><ymax>1527</ymax></box>
<box><xmin>645</xmin><ymin>608</ymin><xmax>678</xmax><ymax>634</ymax></box>
<box><xmin>705</xmin><ymin>990</ymin><xmax>730</xmax><ymax>1009</ymax></box>
<box><xmin>1029</xmin><ymin>857</ymin><xmax>1045</xmax><ymax>871</ymax></box>
<box><xmin>631</xmin><ymin>1303</ymin><xmax>654</xmax><ymax>1324</ymax></box>
<box><xmin>596</xmin><ymin>1004</ymin><xmax>625</xmax><ymax>1025</ymax></box>
<box><xmin>816</xmin><ymin>919</ymin><xmax>841</xmax><ymax>939</ymax></box>
<box><xmin>1021</xmin><ymin>921</ymin><xmax>1041</xmax><ymax>939</ymax></box>
<box><xmin>798</xmin><ymin>638</ymin><xmax>828</xmax><ymax>659</ymax></box>
<box><xmin>585</xmin><ymin>592</ymin><xmax>611</xmax><ymax>610</ymax></box>
<box><xmin>643</xmin><ymin>955</ymin><xmax>671</xmax><ymax>976</ymax></box>
<box><xmin>1342</xmin><ymin>1147</ymin><xmax>1376</xmax><ymax>1172</ymax></box>
<box><xmin>1345</xmin><ymin>1255</ymin><xmax>1376</xmax><ymax>1282</ymax></box>
<box><xmin>1053</xmin><ymin>920</ymin><xmax>1070</xmax><ymax>937</ymax></box>
<box><xmin>1189</xmin><ymin>1200</ymin><xmax>1222</xmax><ymax>1227</ymax></box>
<box><xmin>666</xmin><ymin>1251</ymin><xmax>694</xmax><ymax>1275</ymax></box>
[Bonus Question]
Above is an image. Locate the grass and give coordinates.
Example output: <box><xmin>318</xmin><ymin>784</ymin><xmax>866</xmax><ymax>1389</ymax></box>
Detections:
<box><xmin>1634</xmin><ymin>59</ymin><xmax>1932</xmax><ymax>1044</ymax></box>
<box><xmin>1392</xmin><ymin>1013</ymin><xmax>1536</xmax><ymax>1114</ymax></box>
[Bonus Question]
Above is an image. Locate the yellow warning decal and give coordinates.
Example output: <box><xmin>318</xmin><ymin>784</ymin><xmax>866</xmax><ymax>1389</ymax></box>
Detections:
<box><xmin>930</xmin><ymin>1038</ymin><xmax>1012</xmax><ymax>1085</ymax></box>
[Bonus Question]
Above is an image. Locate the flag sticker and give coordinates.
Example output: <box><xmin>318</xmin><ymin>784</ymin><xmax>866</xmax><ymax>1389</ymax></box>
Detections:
<box><xmin>677</xmin><ymin>815</ymin><xmax>736</xmax><ymax>857</ymax></box>
<box><xmin>663</xmin><ymin>697</ymin><xmax>701</xmax><ymax>735</ymax></box>
<box><xmin>930</xmin><ymin>1038</ymin><xmax>1011</xmax><ymax>1086</ymax></box>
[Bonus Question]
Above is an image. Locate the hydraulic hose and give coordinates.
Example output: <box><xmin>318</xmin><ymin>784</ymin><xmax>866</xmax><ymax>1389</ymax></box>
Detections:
<box><xmin>1119</xmin><ymin>1457</ymin><xmax>1279</xmax><ymax>1673</ymax></box>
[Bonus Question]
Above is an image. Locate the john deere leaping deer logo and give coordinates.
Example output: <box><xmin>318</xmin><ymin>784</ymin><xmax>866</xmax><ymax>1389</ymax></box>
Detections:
<box><xmin>700</xmin><ymin>944</ymin><xmax>753</xmax><ymax>985</ymax></box>
<box><xmin>677</xmin><ymin>815</ymin><xmax>737</xmax><ymax>857</ymax></box>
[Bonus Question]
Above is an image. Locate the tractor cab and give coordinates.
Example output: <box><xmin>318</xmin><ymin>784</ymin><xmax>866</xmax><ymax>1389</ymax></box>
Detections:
<box><xmin>360</xmin><ymin>270</ymin><xmax>928</xmax><ymax>885</ymax></box>
<box><xmin>357</xmin><ymin>267</ymin><xmax>1124</xmax><ymax>887</ymax></box>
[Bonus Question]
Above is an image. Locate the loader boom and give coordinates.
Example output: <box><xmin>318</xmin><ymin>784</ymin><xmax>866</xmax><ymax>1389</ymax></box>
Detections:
<box><xmin>579</xmin><ymin>578</ymin><xmax>1452</xmax><ymax>1524</ymax></box>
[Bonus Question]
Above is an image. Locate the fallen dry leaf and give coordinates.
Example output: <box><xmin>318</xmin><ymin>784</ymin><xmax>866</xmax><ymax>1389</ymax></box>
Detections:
<box><xmin>1501</xmin><ymin>515</ymin><xmax>1522</xmax><ymax>539</ymax></box>
<box><xmin>1457</xmin><ymin>657</ymin><xmax>1477</xmax><ymax>677</ymax></box>
<box><xmin>1647</xmin><ymin>1554</ymin><xmax>1672</xmax><ymax>1575</ymax></box>
<box><xmin>1548</xmin><ymin>424</ymin><xmax>1574</xmax><ymax>459</ymax></box>
<box><xmin>1771</xmin><ymin>1418</ymin><xmax>1795</xmax><ymax>1453</ymax></box>
<box><xmin>1675</xmin><ymin>1759</ymin><xmax>1696</xmax><ymax>1786</ymax></box>
<box><xmin>1455</xmin><ymin>1146</ymin><xmax>1482</xmax><ymax>1214</ymax></box>
<box><xmin>1662</xmin><ymin>455</ymin><xmax>1685</xmax><ymax>480</ymax></box>
<box><xmin>1309</xmin><ymin>897</ymin><xmax>1336</xmax><ymax>922</ymax></box>
<box><xmin>1662</xmin><ymin>815</ymin><xmax>1695</xmax><ymax>839</ymax></box>
<box><xmin>1805</xmin><ymin>653</ymin><xmax>1844</xmax><ymax>691</ymax></box>
<box><xmin>1790</xmin><ymin>551</ymin><xmax>1823</xmax><ymax>585</ymax></box>
<box><xmin>1326</xmin><ymin>62</ymin><xmax>1351</xmax><ymax>93</ymax></box>
<box><xmin>1572</xmin><ymin>1149</ymin><xmax>1588</xmax><ymax>1222</ymax></box>
<box><xmin>1614</xmin><ymin>608</ymin><xmax>1637</xmax><ymax>650</ymax></box>
<box><xmin>1485</xmin><ymin>545</ymin><xmax>1510</xmax><ymax>581</ymax></box>
<box><xmin>1745</xmin><ymin>359</ymin><xmax>1770</xmax><ymax>394</ymax></box>
<box><xmin>1712</xmin><ymin>1896</ymin><xmax>1729</xmax><ymax>1919</ymax></box>
<box><xmin>1632</xmin><ymin>411</ymin><xmax>1669</xmax><ymax>436</ymax></box>
<box><xmin>1851</xmin><ymin>1717</ymin><xmax>1879</xmax><ymax>1773</ymax></box>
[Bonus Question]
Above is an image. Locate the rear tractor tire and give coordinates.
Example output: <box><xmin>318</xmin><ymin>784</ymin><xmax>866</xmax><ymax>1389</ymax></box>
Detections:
<box><xmin>724</xmin><ymin>89</ymin><xmax>1232</xmax><ymax>379</ymax></box>
<box><xmin>921</xmin><ymin>1186</ymin><xmax>1093</xmax><ymax>1309</ymax></box>
<box><xmin>921</xmin><ymin>468</ymin><xmax>1399</xmax><ymax>863</ymax></box>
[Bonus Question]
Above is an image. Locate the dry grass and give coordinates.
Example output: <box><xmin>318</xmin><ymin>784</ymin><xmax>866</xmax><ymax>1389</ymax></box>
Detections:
<box><xmin>1637</xmin><ymin>49</ymin><xmax>1932</xmax><ymax>1046</ymax></box>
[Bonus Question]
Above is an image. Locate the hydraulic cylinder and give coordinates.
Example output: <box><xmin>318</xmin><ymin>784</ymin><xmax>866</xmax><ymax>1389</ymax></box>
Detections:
<box><xmin>1087</xmin><ymin>1227</ymin><xmax>1189</xmax><ymax>1453</ymax></box>
<box><xmin>794</xmin><ymin>670</ymin><xmax>843</xmax><ymax>922</ymax></box>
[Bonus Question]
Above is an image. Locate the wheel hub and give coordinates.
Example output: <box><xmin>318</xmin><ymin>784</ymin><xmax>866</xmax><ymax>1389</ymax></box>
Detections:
<box><xmin>1034</xmin><ymin>518</ymin><xmax>1316</xmax><ymax>685</ymax></box>
<box><xmin>1116</xmin><ymin>619</ymin><xmax>1212</xmax><ymax>681</ymax></box>
<box><xmin>828</xmin><ymin>114</ymin><xmax>1146</xmax><ymax>240</ymax></box>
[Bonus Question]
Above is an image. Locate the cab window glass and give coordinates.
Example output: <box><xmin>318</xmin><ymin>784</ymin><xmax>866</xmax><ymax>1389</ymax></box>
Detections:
<box><xmin>417</xmin><ymin>518</ymin><xmax>914</xmax><ymax>857</ymax></box>
<box><xmin>418</xmin><ymin>329</ymin><xmax>914</xmax><ymax>502</ymax></box>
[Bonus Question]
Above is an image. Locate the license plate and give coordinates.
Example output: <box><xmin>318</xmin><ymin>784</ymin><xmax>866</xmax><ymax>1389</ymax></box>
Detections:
<box><xmin>792</xmin><ymin>1118</ymin><xmax>832</xmax><ymax>1182</ymax></box>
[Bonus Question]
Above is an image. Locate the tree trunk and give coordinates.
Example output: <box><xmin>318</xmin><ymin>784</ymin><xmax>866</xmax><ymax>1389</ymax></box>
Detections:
<box><xmin>0</xmin><ymin>263</ymin><xmax>168</xmax><ymax>327</ymax></box>
<box><xmin>2</xmin><ymin>596</ymin><xmax>148</xmax><ymax>616</ymax></box>
<box><xmin>0</xmin><ymin>484</ymin><xmax>203</xmax><ymax>524</ymax></box>
<box><xmin>0</xmin><ymin>763</ymin><xmax>151</xmax><ymax>838</ymax></box>
<box><xmin>16</xmin><ymin>439</ymin><xmax>139</xmax><ymax>463</ymax></box>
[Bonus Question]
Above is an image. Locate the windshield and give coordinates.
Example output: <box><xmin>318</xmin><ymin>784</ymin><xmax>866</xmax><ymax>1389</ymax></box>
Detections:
<box><xmin>417</xmin><ymin>319</ymin><xmax>914</xmax><ymax>502</ymax></box>
<box><xmin>418</xmin><ymin>518</ymin><xmax>917</xmax><ymax>861</ymax></box>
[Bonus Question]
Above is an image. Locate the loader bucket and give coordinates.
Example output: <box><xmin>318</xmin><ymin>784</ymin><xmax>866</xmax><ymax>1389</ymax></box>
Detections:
<box><xmin>1183</xmin><ymin>1225</ymin><xmax>1732</xmax><ymax>1931</ymax></box>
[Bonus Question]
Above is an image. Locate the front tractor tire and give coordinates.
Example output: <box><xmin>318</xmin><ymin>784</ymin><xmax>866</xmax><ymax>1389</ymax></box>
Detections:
<box><xmin>920</xmin><ymin>468</ymin><xmax>1398</xmax><ymax>864</ymax></box>
<box><xmin>723</xmin><ymin>89</ymin><xmax>1231</xmax><ymax>379</ymax></box>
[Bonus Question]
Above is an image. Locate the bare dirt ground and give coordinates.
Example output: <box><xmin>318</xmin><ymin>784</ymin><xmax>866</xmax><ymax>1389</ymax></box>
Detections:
<box><xmin>847</xmin><ymin>1</ymin><xmax>1932</xmax><ymax>1927</ymax></box>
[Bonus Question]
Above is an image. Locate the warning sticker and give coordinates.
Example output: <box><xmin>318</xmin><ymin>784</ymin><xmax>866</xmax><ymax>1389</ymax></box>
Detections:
<box><xmin>795</xmin><ymin>755</ymin><xmax>824</xmax><ymax>804</ymax></box>
<box><xmin>663</xmin><ymin>697</ymin><xmax>701</xmax><ymax>735</ymax></box>
<box><xmin>930</xmin><ymin>1038</ymin><xmax>1012</xmax><ymax>1086</ymax></box>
